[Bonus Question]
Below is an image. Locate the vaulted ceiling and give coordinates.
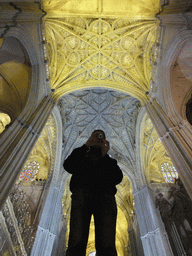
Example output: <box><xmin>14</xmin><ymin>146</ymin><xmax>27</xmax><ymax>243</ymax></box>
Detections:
<box><xmin>13</xmin><ymin>1</ymin><xmax>176</xmax><ymax>255</ymax></box>
<box><xmin>43</xmin><ymin>0</ymin><xmax>160</xmax><ymax>104</ymax></box>
<box><xmin>60</xmin><ymin>89</ymin><xmax>140</xmax><ymax>167</ymax></box>
<box><xmin>39</xmin><ymin>1</ymin><xmax>162</xmax><ymax>254</ymax></box>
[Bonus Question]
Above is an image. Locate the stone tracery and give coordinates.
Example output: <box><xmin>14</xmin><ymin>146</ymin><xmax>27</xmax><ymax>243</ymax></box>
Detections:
<box><xmin>60</xmin><ymin>88</ymin><xmax>140</xmax><ymax>174</ymax></box>
<box><xmin>45</xmin><ymin>17</ymin><xmax>159</xmax><ymax>103</ymax></box>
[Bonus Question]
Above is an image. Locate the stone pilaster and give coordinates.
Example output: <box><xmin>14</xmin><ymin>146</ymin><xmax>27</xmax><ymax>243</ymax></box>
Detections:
<box><xmin>31</xmin><ymin>180</ymin><xmax>64</xmax><ymax>256</ymax></box>
<box><xmin>0</xmin><ymin>211</ymin><xmax>16</xmax><ymax>256</ymax></box>
<box><xmin>133</xmin><ymin>185</ymin><xmax>173</xmax><ymax>256</ymax></box>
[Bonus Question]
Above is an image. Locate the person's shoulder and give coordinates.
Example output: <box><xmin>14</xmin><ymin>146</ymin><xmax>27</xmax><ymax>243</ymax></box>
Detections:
<box><xmin>104</xmin><ymin>154</ymin><xmax>117</xmax><ymax>163</ymax></box>
<box><xmin>74</xmin><ymin>144</ymin><xmax>88</xmax><ymax>150</ymax></box>
<box><xmin>79</xmin><ymin>144</ymin><xmax>89</xmax><ymax>150</ymax></box>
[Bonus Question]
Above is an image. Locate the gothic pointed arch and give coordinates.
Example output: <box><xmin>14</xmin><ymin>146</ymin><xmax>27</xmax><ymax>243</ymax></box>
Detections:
<box><xmin>0</xmin><ymin>36</ymin><xmax>32</xmax><ymax>121</ymax></box>
<box><xmin>157</xmin><ymin>30</ymin><xmax>192</xmax><ymax>127</ymax></box>
<box><xmin>0</xmin><ymin>20</ymin><xmax>52</xmax><ymax>137</ymax></box>
<box><xmin>136</xmin><ymin>107</ymin><xmax>177</xmax><ymax>186</ymax></box>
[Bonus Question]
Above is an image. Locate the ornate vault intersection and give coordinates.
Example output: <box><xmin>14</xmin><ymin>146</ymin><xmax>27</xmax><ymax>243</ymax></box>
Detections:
<box><xmin>44</xmin><ymin>16</ymin><xmax>159</xmax><ymax>103</ymax></box>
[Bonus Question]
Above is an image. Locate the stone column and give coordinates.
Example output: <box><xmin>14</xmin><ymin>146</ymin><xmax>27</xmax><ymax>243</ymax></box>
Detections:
<box><xmin>0</xmin><ymin>96</ymin><xmax>55</xmax><ymax>210</ymax></box>
<box><xmin>145</xmin><ymin>99</ymin><xmax>192</xmax><ymax>200</ymax></box>
<box><xmin>0</xmin><ymin>211</ymin><xmax>17</xmax><ymax>256</ymax></box>
<box><xmin>133</xmin><ymin>185</ymin><xmax>173</xmax><ymax>256</ymax></box>
<box><xmin>31</xmin><ymin>180</ymin><xmax>64</xmax><ymax>256</ymax></box>
<box><xmin>128</xmin><ymin>215</ymin><xmax>145</xmax><ymax>256</ymax></box>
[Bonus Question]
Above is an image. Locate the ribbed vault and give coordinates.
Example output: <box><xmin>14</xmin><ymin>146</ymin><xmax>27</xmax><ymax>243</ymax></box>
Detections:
<box><xmin>60</xmin><ymin>89</ymin><xmax>140</xmax><ymax>171</ymax></box>
<box><xmin>40</xmin><ymin>1</ymin><xmax>168</xmax><ymax>255</ymax></box>
<box><xmin>43</xmin><ymin>9</ymin><xmax>160</xmax><ymax>104</ymax></box>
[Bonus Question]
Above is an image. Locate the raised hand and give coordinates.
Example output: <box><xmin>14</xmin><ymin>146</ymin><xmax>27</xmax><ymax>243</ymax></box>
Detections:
<box><xmin>101</xmin><ymin>140</ymin><xmax>110</xmax><ymax>156</ymax></box>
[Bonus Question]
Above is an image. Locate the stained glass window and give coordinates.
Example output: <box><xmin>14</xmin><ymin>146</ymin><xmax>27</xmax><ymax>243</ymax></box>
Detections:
<box><xmin>19</xmin><ymin>161</ymin><xmax>40</xmax><ymax>182</ymax></box>
<box><xmin>161</xmin><ymin>162</ymin><xmax>178</xmax><ymax>183</ymax></box>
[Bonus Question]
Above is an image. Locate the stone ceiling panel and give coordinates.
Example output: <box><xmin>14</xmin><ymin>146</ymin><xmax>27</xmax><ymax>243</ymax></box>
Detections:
<box><xmin>44</xmin><ymin>16</ymin><xmax>159</xmax><ymax>103</ymax></box>
<box><xmin>60</xmin><ymin>88</ymin><xmax>140</xmax><ymax>173</ymax></box>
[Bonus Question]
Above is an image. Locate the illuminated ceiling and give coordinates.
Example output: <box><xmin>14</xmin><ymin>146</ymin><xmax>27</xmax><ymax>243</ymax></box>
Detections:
<box><xmin>43</xmin><ymin>0</ymin><xmax>160</xmax><ymax>17</ymax></box>
<box><xmin>43</xmin><ymin>0</ymin><xmax>160</xmax><ymax>104</ymax></box>
<box><xmin>39</xmin><ymin>1</ymin><xmax>168</xmax><ymax>255</ymax></box>
<box><xmin>60</xmin><ymin>89</ymin><xmax>140</xmax><ymax>169</ymax></box>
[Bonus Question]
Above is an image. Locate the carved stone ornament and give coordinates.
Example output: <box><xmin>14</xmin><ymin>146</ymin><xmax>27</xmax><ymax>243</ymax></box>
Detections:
<box><xmin>60</xmin><ymin>88</ymin><xmax>140</xmax><ymax>173</ymax></box>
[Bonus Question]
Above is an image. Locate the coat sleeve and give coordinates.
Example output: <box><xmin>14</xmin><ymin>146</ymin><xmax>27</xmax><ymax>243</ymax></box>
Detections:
<box><xmin>63</xmin><ymin>144</ymin><xmax>88</xmax><ymax>174</ymax></box>
<box><xmin>112</xmin><ymin>159</ymin><xmax>123</xmax><ymax>185</ymax></box>
<box><xmin>103</xmin><ymin>157</ymin><xmax>123</xmax><ymax>185</ymax></box>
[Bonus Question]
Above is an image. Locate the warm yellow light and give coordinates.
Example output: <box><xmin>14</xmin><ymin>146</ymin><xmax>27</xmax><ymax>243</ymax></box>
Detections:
<box><xmin>0</xmin><ymin>38</ymin><xmax>3</xmax><ymax>47</ymax></box>
<box><xmin>43</xmin><ymin>0</ymin><xmax>160</xmax><ymax>104</ymax></box>
<box><xmin>65</xmin><ymin>207</ymin><xmax>130</xmax><ymax>256</ymax></box>
<box><xmin>0</xmin><ymin>112</ymin><xmax>11</xmax><ymax>134</ymax></box>
<box><xmin>43</xmin><ymin>0</ymin><xmax>160</xmax><ymax>17</ymax></box>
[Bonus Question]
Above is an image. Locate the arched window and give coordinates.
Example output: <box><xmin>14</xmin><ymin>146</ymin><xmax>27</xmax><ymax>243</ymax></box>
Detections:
<box><xmin>161</xmin><ymin>162</ymin><xmax>178</xmax><ymax>183</ymax></box>
<box><xmin>19</xmin><ymin>161</ymin><xmax>40</xmax><ymax>182</ymax></box>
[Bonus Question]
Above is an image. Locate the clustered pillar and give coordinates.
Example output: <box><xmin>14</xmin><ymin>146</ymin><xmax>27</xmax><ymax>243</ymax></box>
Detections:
<box><xmin>145</xmin><ymin>100</ymin><xmax>192</xmax><ymax>200</ymax></box>
<box><xmin>0</xmin><ymin>96</ymin><xmax>55</xmax><ymax>210</ymax></box>
<box><xmin>133</xmin><ymin>185</ymin><xmax>173</xmax><ymax>256</ymax></box>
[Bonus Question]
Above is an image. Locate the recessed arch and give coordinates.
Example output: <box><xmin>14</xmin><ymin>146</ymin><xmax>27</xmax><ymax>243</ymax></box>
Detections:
<box><xmin>0</xmin><ymin>25</ymin><xmax>49</xmax><ymax>124</ymax></box>
<box><xmin>170</xmin><ymin>39</ymin><xmax>192</xmax><ymax>121</ymax></box>
<box><xmin>59</xmin><ymin>87</ymin><xmax>141</xmax><ymax>255</ymax></box>
<box><xmin>0</xmin><ymin>36</ymin><xmax>32</xmax><ymax>121</ymax></box>
<box><xmin>158</xmin><ymin>30</ymin><xmax>192</xmax><ymax>125</ymax></box>
<box><xmin>10</xmin><ymin>106</ymin><xmax>63</xmax><ymax>241</ymax></box>
<box><xmin>135</xmin><ymin>107</ymin><xmax>178</xmax><ymax>186</ymax></box>
<box><xmin>53</xmin><ymin>82</ymin><xmax>149</xmax><ymax>105</ymax></box>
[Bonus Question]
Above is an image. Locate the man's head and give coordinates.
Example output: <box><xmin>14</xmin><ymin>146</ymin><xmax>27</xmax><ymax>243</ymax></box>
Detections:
<box><xmin>87</xmin><ymin>130</ymin><xmax>106</xmax><ymax>148</ymax></box>
<box><xmin>91</xmin><ymin>130</ymin><xmax>106</xmax><ymax>140</ymax></box>
<box><xmin>86</xmin><ymin>130</ymin><xmax>109</xmax><ymax>156</ymax></box>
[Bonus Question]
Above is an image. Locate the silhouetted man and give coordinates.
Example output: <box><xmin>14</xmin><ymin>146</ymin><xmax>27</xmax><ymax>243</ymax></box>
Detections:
<box><xmin>64</xmin><ymin>130</ymin><xmax>123</xmax><ymax>256</ymax></box>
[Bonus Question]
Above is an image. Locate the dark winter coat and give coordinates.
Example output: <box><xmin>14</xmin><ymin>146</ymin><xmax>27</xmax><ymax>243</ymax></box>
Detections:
<box><xmin>63</xmin><ymin>144</ymin><xmax>123</xmax><ymax>196</ymax></box>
